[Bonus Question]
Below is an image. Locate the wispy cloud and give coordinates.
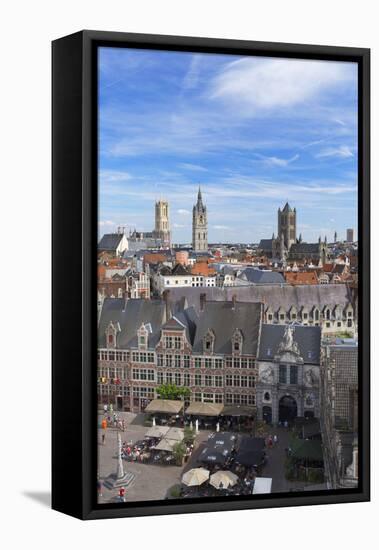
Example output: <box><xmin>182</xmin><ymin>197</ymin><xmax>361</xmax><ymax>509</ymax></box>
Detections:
<box><xmin>182</xmin><ymin>55</ymin><xmax>202</xmax><ymax>90</ymax></box>
<box><xmin>178</xmin><ymin>162</ymin><xmax>208</xmax><ymax>172</ymax></box>
<box><xmin>210</xmin><ymin>57</ymin><xmax>356</xmax><ymax>113</ymax></box>
<box><xmin>254</xmin><ymin>153</ymin><xmax>300</xmax><ymax>167</ymax></box>
<box><xmin>316</xmin><ymin>145</ymin><xmax>355</xmax><ymax>159</ymax></box>
<box><xmin>98</xmin><ymin>48</ymin><xmax>358</xmax><ymax>243</ymax></box>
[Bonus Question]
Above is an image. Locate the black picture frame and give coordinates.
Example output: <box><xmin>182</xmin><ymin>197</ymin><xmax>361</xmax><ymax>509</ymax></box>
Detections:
<box><xmin>52</xmin><ymin>30</ymin><xmax>370</xmax><ymax>520</ymax></box>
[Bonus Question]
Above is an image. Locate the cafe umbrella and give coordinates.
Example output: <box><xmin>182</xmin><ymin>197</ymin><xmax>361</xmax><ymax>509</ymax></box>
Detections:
<box><xmin>209</xmin><ymin>470</ymin><xmax>239</xmax><ymax>490</ymax></box>
<box><xmin>182</xmin><ymin>468</ymin><xmax>210</xmax><ymax>487</ymax></box>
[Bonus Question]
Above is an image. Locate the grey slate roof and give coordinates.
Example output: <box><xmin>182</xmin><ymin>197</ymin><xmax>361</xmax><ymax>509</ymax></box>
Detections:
<box><xmin>98</xmin><ymin>298</ymin><xmax>198</xmax><ymax>349</ymax></box>
<box><xmin>166</xmin><ymin>284</ymin><xmax>352</xmax><ymax>314</ymax></box>
<box><xmin>258</xmin><ymin>239</ymin><xmax>274</xmax><ymax>251</ymax></box>
<box><xmin>239</xmin><ymin>268</ymin><xmax>285</xmax><ymax>285</ymax></box>
<box><xmin>258</xmin><ymin>324</ymin><xmax>321</xmax><ymax>364</ymax></box>
<box><xmin>171</xmin><ymin>263</ymin><xmax>191</xmax><ymax>276</ymax></box>
<box><xmin>98</xmin><ymin>298</ymin><xmax>166</xmax><ymax>349</ymax></box>
<box><xmin>289</xmin><ymin>243</ymin><xmax>321</xmax><ymax>255</ymax></box>
<box><xmin>98</xmin><ymin>233</ymin><xmax>124</xmax><ymax>252</ymax></box>
<box><xmin>192</xmin><ymin>301</ymin><xmax>262</xmax><ymax>355</ymax></box>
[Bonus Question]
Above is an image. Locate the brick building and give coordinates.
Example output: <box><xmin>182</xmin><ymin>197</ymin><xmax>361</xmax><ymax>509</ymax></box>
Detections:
<box><xmin>97</xmin><ymin>295</ymin><xmax>261</xmax><ymax>413</ymax></box>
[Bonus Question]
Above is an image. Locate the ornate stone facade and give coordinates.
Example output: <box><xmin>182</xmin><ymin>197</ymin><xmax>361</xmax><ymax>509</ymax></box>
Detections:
<box><xmin>256</xmin><ymin>324</ymin><xmax>321</xmax><ymax>424</ymax></box>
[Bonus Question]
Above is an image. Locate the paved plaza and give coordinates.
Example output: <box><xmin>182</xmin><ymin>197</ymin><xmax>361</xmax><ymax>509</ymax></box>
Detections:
<box><xmin>97</xmin><ymin>412</ymin><xmax>326</xmax><ymax>504</ymax></box>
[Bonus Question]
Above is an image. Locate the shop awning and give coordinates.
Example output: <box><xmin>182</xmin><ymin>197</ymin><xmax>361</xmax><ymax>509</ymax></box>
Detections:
<box><xmin>185</xmin><ymin>402</ymin><xmax>224</xmax><ymax>416</ymax></box>
<box><xmin>145</xmin><ymin>399</ymin><xmax>184</xmax><ymax>414</ymax></box>
<box><xmin>221</xmin><ymin>405</ymin><xmax>256</xmax><ymax>417</ymax></box>
<box><xmin>154</xmin><ymin>438</ymin><xmax>175</xmax><ymax>452</ymax></box>
<box><xmin>165</xmin><ymin>427</ymin><xmax>184</xmax><ymax>442</ymax></box>
<box><xmin>144</xmin><ymin>426</ymin><xmax>170</xmax><ymax>439</ymax></box>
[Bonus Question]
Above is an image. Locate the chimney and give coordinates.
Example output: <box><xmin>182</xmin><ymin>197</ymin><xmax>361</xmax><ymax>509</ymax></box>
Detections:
<box><xmin>200</xmin><ymin>293</ymin><xmax>206</xmax><ymax>312</ymax></box>
<box><xmin>163</xmin><ymin>289</ymin><xmax>171</xmax><ymax>321</ymax></box>
<box><xmin>232</xmin><ymin>294</ymin><xmax>237</xmax><ymax>310</ymax></box>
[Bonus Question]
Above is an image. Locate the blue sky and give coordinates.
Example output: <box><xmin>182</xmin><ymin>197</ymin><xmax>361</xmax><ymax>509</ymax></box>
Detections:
<box><xmin>99</xmin><ymin>47</ymin><xmax>358</xmax><ymax>244</ymax></box>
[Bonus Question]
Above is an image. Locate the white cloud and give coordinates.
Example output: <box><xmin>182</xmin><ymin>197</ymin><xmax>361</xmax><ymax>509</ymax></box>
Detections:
<box><xmin>211</xmin><ymin>58</ymin><xmax>355</xmax><ymax>112</ymax></box>
<box><xmin>256</xmin><ymin>153</ymin><xmax>300</xmax><ymax>167</ymax></box>
<box><xmin>177</xmin><ymin>209</ymin><xmax>191</xmax><ymax>216</ymax></box>
<box><xmin>213</xmin><ymin>225</ymin><xmax>231</xmax><ymax>230</ymax></box>
<box><xmin>99</xmin><ymin>220</ymin><xmax>115</xmax><ymax>227</ymax></box>
<box><xmin>178</xmin><ymin>162</ymin><xmax>208</xmax><ymax>172</ymax></box>
<box><xmin>182</xmin><ymin>55</ymin><xmax>202</xmax><ymax>90</ymax></box>
<box><xmin>99</xmin><ymin>170</ymin><xmax>132</xmax><ymax>182</ymax></box>
<box><xmin>316</xmin><ymin>145</ymin><xmax>354</xmax><ymax>159</ymax></box>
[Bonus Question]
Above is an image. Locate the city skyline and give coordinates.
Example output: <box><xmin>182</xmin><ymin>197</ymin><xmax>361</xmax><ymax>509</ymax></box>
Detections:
<box><xmin>99</xmin><ymin>47</ymin><xmax>358</xmax><ymax>244</ymax></box>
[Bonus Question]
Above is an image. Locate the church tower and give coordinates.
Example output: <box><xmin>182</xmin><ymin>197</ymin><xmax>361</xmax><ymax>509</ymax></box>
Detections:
<box><xmin>192</xmin><ymin>187</ymin><xmax>208</xmax><ymax>252</ymax></box>
<box><xmin>153</xmin><ymin>199</ymin><xmax>171</xmax><ymax>247</ymax></box>
<box><xmin>278</xmin><ymin>202</ymin><xmax>297</xmax><ymax>251</ymax></box>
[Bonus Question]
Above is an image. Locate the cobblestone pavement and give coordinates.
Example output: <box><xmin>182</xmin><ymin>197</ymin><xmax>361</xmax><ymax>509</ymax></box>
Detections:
<box><xmin>97</xmin><ymin>413</ymin><xmax>327</xmax><ymax>504</ymax></box>
<box><xmin>259</xmin><ymin>426</ymin><xmax>327</xmax><ymax>493</ymax></box>
<box><xmin>97</xmin><ymin>411</ymin><xmax>211</xmax><ymax>504</ymax></box>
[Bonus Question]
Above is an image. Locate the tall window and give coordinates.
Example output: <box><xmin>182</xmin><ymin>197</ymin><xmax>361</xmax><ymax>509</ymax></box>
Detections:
<box><xmin>290</xmin><ymin>365</ymin><xmax>298</xmax><ymax>384</ymax></box>
<box><xmin>279</xmin><ymin>365</ymin><xmax>287</xmax><ymax>384</ymax></box>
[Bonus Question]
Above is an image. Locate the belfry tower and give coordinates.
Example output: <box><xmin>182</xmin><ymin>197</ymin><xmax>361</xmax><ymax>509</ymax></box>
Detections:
<box><xmin>153</xmin><ymin>199</ymin><xmax>171</xmax><ymax>247</ymax></box>
<box><xmin>277</xmin><ymin>202</ymin><xmax>297</xmax><ymax>251</ymax></box>
<box><xmin>192</xmin><ymin>187</ymin><xmax>208</xmax><ymax>252</ymax></box>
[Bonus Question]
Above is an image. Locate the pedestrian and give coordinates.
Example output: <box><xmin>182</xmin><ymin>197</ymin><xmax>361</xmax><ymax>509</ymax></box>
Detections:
<box><xmin>118</xmin><ymin>486</ymin><xmax>125</xmax><ymax>502</ymax></box>
<box><xmin>273</xmin><ymin>434</ymin><xmax>278</xmax><ymax>445</ymax></box>
<box><xmin>101</xmin><ymin>417</ymin><xmax>107</xmax><ymax>444</ymax></box>
<box><xmin>103</xmin><ymin>404</ymin><xmax>108</xmax><ymax>415</ymax></box>
<box><xmin>97</xmin><ymin>478</ymin><xmax>102</xmax><ymax>499</ymax></box>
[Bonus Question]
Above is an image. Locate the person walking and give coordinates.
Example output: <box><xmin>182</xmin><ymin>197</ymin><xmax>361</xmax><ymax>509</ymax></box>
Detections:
<box><xmin>101</xmin><ymin>418</ymin><xmax>107</xmax><ymax>445</ymax></box>
<box><xmin>118</xmin><ymin>486</ymin><xmax>125</xmax><ymax>502</ymax></box>
<box><xmin>273</xmin><ymin>434</ymin><xmax>278</xmax><ymax>446</ymax></box>
<box><xmin>97</xmin><ymin>477</ymin><xmax>103</xmax><ymax>499</ymax></box>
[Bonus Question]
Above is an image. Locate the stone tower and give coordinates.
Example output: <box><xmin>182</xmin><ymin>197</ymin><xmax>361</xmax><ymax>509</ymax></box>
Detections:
<box><xmin>278</xmin><ymin>202</ymin><xmax>297</xmax><ymax>251</ymax></box>
<box><xmin>153</xmin><ymin>199</ymin><xmax>171</xmax><ymax>247</ymax></box>
<box><xmin>192</xmin><ymin>187</ymin><xmax>208</xmax><ymax>252</ymax></box>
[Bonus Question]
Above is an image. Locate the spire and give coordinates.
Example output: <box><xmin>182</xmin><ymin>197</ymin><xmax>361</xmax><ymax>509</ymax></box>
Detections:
<box><xmin>195</xmin><ymin>185</ymin><xmax>205</xmax><ymax>212</ymax></box>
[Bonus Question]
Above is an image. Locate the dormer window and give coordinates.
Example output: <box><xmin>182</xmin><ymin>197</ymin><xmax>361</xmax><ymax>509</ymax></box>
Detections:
<box><xmin>232</xmin><ymin>328</ymin><xmax>243</xmax><ymax>355</ymax></box>
<box><xmin>203</xmin><ymin>329</ymin><xmax>215</xmax><ymax>354</ymax></box>
<box><xmin>105</xmin><ymin>320</ymin><xmax>120</xmax><ymax>349</ymax></box>
<box><xmin>137</xmin><ymin>323</ymin><xmax>149</xmax><ymax>349</ymax></box>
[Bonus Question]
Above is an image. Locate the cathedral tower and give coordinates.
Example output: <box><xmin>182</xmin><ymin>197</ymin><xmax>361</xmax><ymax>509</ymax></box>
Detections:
<box><xmin>192</xmin><ymin>187</ymin><xmax>208</xmax><ymax>252</ymax></box>
<box><xmin>278</xmin><ymin>202</ymin><xmax>296</xmax><ymax>251</ymax></box>
<box><xmin>153</xmin><ymin>199</ymin><xmax>171</xmax><ymax>247</ymax></box>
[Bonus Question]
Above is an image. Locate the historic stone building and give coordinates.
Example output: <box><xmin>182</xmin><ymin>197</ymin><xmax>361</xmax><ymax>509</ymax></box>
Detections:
<box><xmin>192</xmin><ymin>187</ymin><xmax>208</xmax><ymax>252</ymax></box>
<box><xmin>127</xmin><ymin>199</ymin><xmax>171</xmax><ymax>250</ymax></box>
<box><xmin>152</xmin><ymin>199</ymin><xmax>171</xmax><ymax>247</ymax></box>
<box><xmin>98</xmin><ymin>230</ymin><xmax>128</xmax><ymax>257</ymax></box>
<box><xmin>258</xmin><ymin>202</ymin><xmax>329</xmax><ymax>263</ymax></box>
<box><xmin>320</xmin><ymin>341</ymin><xmax>358</xmax><ymax>488</ymax></box>
<box><xmin>256</xmin><ymin>324</ymin><xmax>321</xmax><ymax>424</ymax></box>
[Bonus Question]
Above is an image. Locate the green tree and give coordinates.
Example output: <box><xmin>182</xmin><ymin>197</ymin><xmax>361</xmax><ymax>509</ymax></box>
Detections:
<box><xmin>172</xmin><ymin>441</ymin><xmax>187</xmax><ymax>465</ymax></box>
<box><xmin>183</xmin><ymin>426</ymin><xmax>195</xmax><ymax>445</ymax></box>
<box><xmin>156</xmin><ymin>383</ymin><xmax>190</xmax><ymax>401</ymax></box>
